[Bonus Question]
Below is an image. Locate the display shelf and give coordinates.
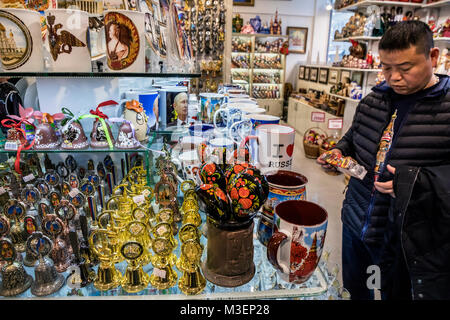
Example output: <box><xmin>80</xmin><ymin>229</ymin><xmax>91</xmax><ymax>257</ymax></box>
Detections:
<box><xmin>333</xmin><ymin>36</ymin><xmax>382</xmax><ymax>42</ymax></box>
<box><xmin>306</xmin><ymin>64</ymin><xmax>382</xmax><ymax>73</ymax></box>
<box><xmin>0</xmin><ymin>72</ymin><xmax>202</xmax><ymax>79</ymax></box>
<box><xmin>422</xmin><ymin>0</ymin><xmax>450</xmax><ymax>8</ymax></box>
<box><xmin>434</xmin><ymin>37</ymin><xmax>450</xmax><ymax>42</ymax></box>
<box><xmin>2</xmin><ymin>215</ymin><xmax>330</xmax><ymax>300</ymax></box>
<box><xmin>232</xmin><ymin>33</ymin><xmax>288</xmax><ymax>38</ymax></box>
<box><xmin>335</xmin><ymin>0</ymin><xmax>424</xmax><ymax>11</ymax></box>
<box><xmin>329</xmin><ymin>93</ymin><xmax>361</xmax><ymax>103</ymax></box>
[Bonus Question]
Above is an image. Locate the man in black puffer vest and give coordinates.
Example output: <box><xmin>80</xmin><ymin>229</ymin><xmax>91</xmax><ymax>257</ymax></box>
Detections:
<box><xmin>318</xmin><ymin>21</ymin><xmax>450</xmax><ymax>300</ymax></box>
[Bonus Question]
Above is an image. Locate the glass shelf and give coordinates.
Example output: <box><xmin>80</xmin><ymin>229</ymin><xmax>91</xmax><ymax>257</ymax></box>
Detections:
<box><xmin>0</xmin><ymin>146</ymin><xmax>152</xmax><ymax>154</ymax></box>
<box><xmin>4</xmin><ymin>215</ymin><xmax>330</xmax><ymax>300</ymax></box>
<box><xmin>0</xmin><ymin>72</ymin><xmax>202</xmax><ymax>79</ymax></box>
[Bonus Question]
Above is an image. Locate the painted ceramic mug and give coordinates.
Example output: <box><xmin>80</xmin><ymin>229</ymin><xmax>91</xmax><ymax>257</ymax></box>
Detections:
<box><xmin>104</xmin><ymin>10</ymin><xmax>145</xmax><ymax>73</ymax></box>
<box><xmin>213</xmin><ymin>107</ymin><xmax>243</xmax><ymax>134</ymax></box>
<box><xmin>208</xmin><ymin>137</ymin><xmax>236</xmax><ymax>166</ymax></box>
<box><xmin>177</xmin><ymin>150</ymin><xmax>201</xmax><ymax>184</ymax></box>
<box><xmin>257</xmin><ymin>170</ymin><xmax>308</xmax><ymax>246</ymax></box>
<box><xmin>0</xmin><ymin>8</ymin><xmax>44</xmax><ymax>72</ymax></box>
<box><xmin>267</xmin><ymin>200</ymin><xmax>328</xmax><ymax>284</ymax></box>
<box><xmin>44</xmin><ymin>9</ymin><xmax>91</xmax><ymax>72</ymax></box>
<box><xmin>240</xmin><ymin>124</ymin><xmax>295</xmax><ymax>172</ymax></box>
<box><xmin>199</xmin><ymin>93</ymin><xmax>224</xmax><ymax>123</ymax></box>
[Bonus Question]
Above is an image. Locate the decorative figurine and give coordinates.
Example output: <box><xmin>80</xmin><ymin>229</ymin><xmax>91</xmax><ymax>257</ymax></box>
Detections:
<box><xmin>122</xmin><ymin>99</ymin><xmax>149</xmax><ymax>143</ymax></box>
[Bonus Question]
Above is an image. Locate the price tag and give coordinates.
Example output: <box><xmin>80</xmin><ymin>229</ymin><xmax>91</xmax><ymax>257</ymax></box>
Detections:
<box><xmin>4</xmin><ymin>141</ymin><xmax>18</xmax><ymax>151</ymax></box>
<box><xmin>0</xmin><ymin>187</ymin><xmax>6</xmax><ymax>195</ymax></box>
<box><xmin>23</xmin><ymin>174</ymin><xmax>35</xmax><ymax>183</ymax></box>
<box><xmin>69</xmin><ymin>188</ymin><xmax>80</xmax><ymax>198</ymax></box>
<box><xmin>153</xmin><ymin>267</ymin><xmax>166</xmax><ymax>279</ymax></box>
<box><xmin>328</xmin><ymin>118</ymin><xmax>343</xmax><ymax>130</ymax></box>
<box><xmin>311</xmin><ymin>112</ymin><xmax>325</xmax><ymax>123</ymax></box>
<box><xmin>133</xmin><ymin>195</ymin><xmax>145</xmax><ymax>205</ymax></box>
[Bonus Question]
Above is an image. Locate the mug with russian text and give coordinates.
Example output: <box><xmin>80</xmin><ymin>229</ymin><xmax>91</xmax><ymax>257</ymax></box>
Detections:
<box><xmin>240</xmin><ymin>124</ymin><xmax>295</xmax><ymax>172</ymax></box>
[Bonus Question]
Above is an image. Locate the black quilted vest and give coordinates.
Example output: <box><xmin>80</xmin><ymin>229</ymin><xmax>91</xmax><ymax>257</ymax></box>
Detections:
<box><xmin>336</xmin><ymin>75</ymin><xmax>450</xmax><ymax>246</ymax></box>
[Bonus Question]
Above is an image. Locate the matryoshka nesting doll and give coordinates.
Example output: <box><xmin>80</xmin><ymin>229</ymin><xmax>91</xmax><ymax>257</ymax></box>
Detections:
<box><xmin>32</xmin><ymin>111</ymin><xmax>65</xmax><ymax>150</ymax></box>
<box><xmin>122</xmin><ymin>100</ymin><xmax>149</xmax><ymax>143</ymax></box>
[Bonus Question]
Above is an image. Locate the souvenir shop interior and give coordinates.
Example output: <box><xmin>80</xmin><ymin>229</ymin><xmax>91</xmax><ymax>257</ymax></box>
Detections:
<box><xmin>0</xmin><ymin>0</ymin><xmax>448</xmax><ymax>300</ymax></box>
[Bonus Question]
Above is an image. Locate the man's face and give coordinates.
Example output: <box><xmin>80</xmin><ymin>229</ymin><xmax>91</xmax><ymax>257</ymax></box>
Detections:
<box><xmin>174</xmin><ymin>93</ymin><xmax>188</xmax><ymax>121</ymax></box>
<box><xmin>380</xmin><ymin>45</ymin><xmax>439</xmax><ymax>95</ymax></box>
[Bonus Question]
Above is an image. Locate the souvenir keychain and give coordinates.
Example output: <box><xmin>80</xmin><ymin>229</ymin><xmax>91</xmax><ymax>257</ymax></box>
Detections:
<box><xmin>1</xmin><ymin>118</ymin><xmax>36</xmax><ymax>174</ymax></box>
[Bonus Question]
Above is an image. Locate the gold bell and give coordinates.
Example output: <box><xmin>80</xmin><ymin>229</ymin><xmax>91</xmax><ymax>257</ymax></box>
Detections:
<box><xmin>27</xmin><ymin>232</ymin><xmax>65</xmax><ymax>297</ymax></box>
<box><xmin>177</xmin><ymin>240</ymin><xmax>206</xmax><ymax>295</ymax></box>
<box><xmin>0</xmin><ymin>238</ymin><xmax>33</xmax><ymax>297</ymax></box>
<box><xmin>89</xmin><ymin>229</ymin><xmax>122</xmax><ymax>291</ymax></box>
<box><xmin>121</xmin><ymin>241</ymin><xmax>150</xmax><ymax>293</ymax></box>
<box><xmin>150</xmin><ymin>237</ymin><xmax>177</xmax><ymax>290</ymax></box>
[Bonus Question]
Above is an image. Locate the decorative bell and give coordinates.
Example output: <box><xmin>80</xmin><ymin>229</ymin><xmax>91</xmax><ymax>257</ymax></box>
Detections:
<box><xmin>28</xmin><ymin>232</ymin><xmax>65</xmax><ymax>297</ymax></box>
<box><xmin>0</xmin><ymin>238</ymin><xmax>33</xmax><ymax>297</ymax></box>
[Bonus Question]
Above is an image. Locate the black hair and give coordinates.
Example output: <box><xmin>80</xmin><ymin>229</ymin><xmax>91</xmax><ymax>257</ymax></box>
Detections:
<box><xmin>378</xmin><ymin>20</ymin><xmax>434</xmax><ymax>56</ymax></box>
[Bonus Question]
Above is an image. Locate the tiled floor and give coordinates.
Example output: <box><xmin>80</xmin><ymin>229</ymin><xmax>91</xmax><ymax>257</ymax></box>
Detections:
<box><xmin>290</xmin><ymin>131</ymin><xmax>345</xmax><ymax>285</ymax></box>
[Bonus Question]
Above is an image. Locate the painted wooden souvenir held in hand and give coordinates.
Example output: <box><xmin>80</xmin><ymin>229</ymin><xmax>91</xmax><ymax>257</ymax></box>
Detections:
<box><xmin>122</xmin><ymin>99</ymin><xmax>148</xmax><ymax>143</ymax></box>
<box><xmin>89</xmin><ymin>100</ymin><xmax>117</xmax><ymax>149</ymax></box>
<box><xmin>32</xmin><ymin>111</ymin><xmax>64</xmax><ymax>150</ymax></box>
<box><xmin>60</xmin><ymin>108</ymin><xmax>88</xmax><ymax>150</ymax></box>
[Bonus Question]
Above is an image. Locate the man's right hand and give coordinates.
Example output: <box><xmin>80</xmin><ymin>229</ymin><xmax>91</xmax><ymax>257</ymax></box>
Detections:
<box><xmin>316</xmin><ymin>148</ymin><xmax>342</xmax><ymax>167</ymax></box>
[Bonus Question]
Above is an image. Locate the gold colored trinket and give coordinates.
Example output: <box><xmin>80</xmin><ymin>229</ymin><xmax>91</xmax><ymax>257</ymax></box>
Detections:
<box><xmin>89</xmin><ymin>229</ymin><xmax>123</xmax><ymax>291</ymax></box>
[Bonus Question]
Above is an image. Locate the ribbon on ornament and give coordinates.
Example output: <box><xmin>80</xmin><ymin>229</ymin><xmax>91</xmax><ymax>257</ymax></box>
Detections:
<box><xmin>7</xmin><ymin>104</ymin><xmax>36</xmax><ymax>143</ymax></box>
<box><xmin>83</xmin><ymin>100</ymin><xmax>120</xmax><ymax>151</ymax></box>
<box><xmin>1</xmin><ymin>118</ymin><xmax>36</xmax><ymax>174</ymax></box>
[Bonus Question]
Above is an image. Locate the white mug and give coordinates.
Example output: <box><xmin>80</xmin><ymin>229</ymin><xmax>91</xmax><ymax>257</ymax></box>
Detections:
<box><xmin>0</xmin><ymin>8</ymin><xmax>44</xmax><ymax>72</ymax></box>
<box><xmin>44</xmin><ymin>9</ymin><xmax>91</xmax><ymax>72</ymax></box>
<box><xmin>240</xmin><ymin>124</ymin><xmax>295</xmax><ymax>171</ymax></box>
<box><xmin>209</xmin><ymin>137</ymin><xmax>236</xmax><ymax>166</ymax></box>
<box><xmin>177</xmin><ymin>150</ymin><xmax>202</xmax><ymax>184</ymax></box>
<box><xmin>213</xmin><ymin>107</ymin><xmax>243</xmax><ymax>134</ymax></box>
<box><xmin>104</xmin><ymin>10</ymin><xmax>145</xmax><ymax>73</ymax></box>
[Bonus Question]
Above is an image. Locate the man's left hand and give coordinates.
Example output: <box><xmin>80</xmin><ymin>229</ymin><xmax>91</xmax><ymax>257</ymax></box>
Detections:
<box><xmin>374</xmin><ymin>165</ymin><xmax>396</xmax><ymax>198</ymax></box>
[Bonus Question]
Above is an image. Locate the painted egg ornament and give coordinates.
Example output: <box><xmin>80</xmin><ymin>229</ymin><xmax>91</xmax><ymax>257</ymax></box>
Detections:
<box><xmin>195</xmin><ymin>183</ymin><xmax>231</xmax><ymax>223</ymax></box>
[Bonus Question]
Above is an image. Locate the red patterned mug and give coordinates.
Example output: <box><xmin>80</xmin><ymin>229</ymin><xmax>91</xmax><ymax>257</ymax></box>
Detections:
<box><xmin>267</xmin><ymin>200</ymin><xmax>328</xmax><ymax>284</ymax></box>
